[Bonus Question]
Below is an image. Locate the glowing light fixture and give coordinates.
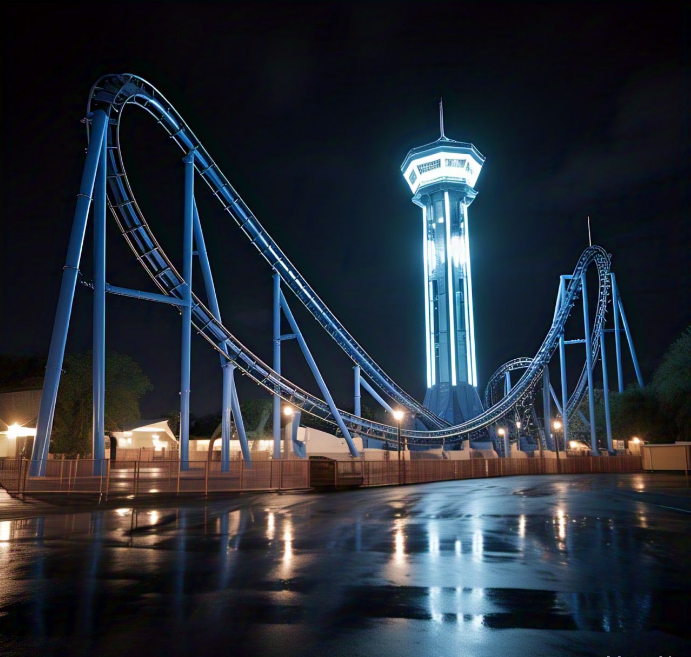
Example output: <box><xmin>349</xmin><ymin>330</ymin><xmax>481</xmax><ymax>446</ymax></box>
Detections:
<box><xmin>393</xmin><ymin>410</ymin><xmax>404</xmax><ymax>421</ymax></box>
<box><xmin>283</xmin><ymin>406</ymin><xmax>294</xmax><ymax>417</ymax></box>
<box><xmin>444</xmin><ymin>192</ymin><xmax>457</xmax><ymax>386</ymax></box>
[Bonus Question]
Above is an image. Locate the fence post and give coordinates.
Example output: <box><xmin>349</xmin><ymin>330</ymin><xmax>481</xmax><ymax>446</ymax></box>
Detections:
<box><xmin>134</xmin><ymin>461</ymin><xmax>139</xmax><ymax>498</ymax></box>
<box><xmin>176</xmin><ymin>459</ymin><xmax>181</xmax><ymax>495</ymax></box>
<box><xmin>59</xmin><ymin>458</ymin><xmax>64</xmax><ymax>487</ymax></box>
<box><xmin>16</xmin><ymin>459</ymin><xmax>23</xmax><ymax>495</ymax></box>
<box><xmin>105</xmin><ymin>459</ymin><xmax>111</xmax><ymax>497</ymax></box>
<box><xmin>241</xmin><ymin>457</ymin><xmax>245</xmax><ymax>490</ymax></box>
<box><xmin>67</xmin><ymin>460</ymin><xmax>73</xmax><ymax>493</ymax></box>
<box><xmin>205</xmin><ymin>460</ymin><xmax>209</xmax><ymax>496</ymax></box>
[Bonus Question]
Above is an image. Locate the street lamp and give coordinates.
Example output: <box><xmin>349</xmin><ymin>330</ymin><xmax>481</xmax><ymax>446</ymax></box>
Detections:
<box><xmin>553</xmin><ymin>420</ymin><xmax>562</xmax><ymax>430</ymax></box>
<box><xmin>393</xmin><ymin>410</ymin><xmax>404</xmax><ymax>484</ymax></box>
<box><xmin>497</xmin><ymin>427</ymin><xmax>508</xmax><ymax>457</ymax></box>
<box><xmin>283</xmin><ymin>406</ymin><xmax>294</xmax><ymax>417</ymax></box>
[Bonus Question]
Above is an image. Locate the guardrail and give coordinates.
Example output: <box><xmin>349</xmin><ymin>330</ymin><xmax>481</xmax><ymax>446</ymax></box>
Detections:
<box><xmin>334</xmin><ymin>455</ymin><xmax>643</xmax><ymax>487</ymax></box>
<box><xmin>0</xmin><ymin>458</ymin><xmax>310</xmax><ymax>496</ymax></box>
<box><xmin>0</xmin><ymin>455</ymin><xmax>643</xmax><ymax>496</ymax></box>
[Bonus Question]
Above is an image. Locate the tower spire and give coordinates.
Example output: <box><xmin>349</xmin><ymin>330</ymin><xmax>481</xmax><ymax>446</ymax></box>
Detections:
<box><xmin>439</xmin><ymin>98</ymin><xmax>445</xmax><ymax>139</ymax></box>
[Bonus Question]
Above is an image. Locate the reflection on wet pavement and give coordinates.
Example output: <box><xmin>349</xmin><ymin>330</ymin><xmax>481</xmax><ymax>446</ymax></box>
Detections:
<box><xmin>0</xmin><ymin>473</ymin><xmax>689</xmax><ymax>656</ymax></box>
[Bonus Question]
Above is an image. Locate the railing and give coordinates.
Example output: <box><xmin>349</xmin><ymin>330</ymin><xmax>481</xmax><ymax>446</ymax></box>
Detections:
<box><xmin>0</xmin><ymin>458</ymin><xmax>310</xmax><ymax>496</ymax></box>
<box><xmin>336</xmin><ymin>455</ymin><xmax>643</xmax><ymax>487</ymax></box>
<box><xmin>0</xmin><ymin>455</ymin><xmax>643</xmax><ymax>496</ymax></box>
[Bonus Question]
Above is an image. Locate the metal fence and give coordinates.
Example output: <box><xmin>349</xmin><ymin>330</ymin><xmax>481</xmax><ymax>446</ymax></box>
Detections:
<box><xmin>0</xmin><ymin>458</ymin><xmax>310</xmax><ymax>496</ymax></box>
<box><xmin>0</xmin><ymin>454</ymin><xmax>643</xmax><ymax>497</ymax></box>
<box><xmin>335</xmin><ymin>455</ymin><xmax>643</xmax><ymax>487</ymax></box>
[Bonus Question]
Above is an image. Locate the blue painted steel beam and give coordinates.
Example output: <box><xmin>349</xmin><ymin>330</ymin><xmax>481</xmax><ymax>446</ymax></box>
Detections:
<box><xmin>542</xmin><ymin>366</ymin><xmax>553</xmax><ymax>451</ymax></box>
<box><xmin>92</xmin><ymin>122</ymin><xmax>107</xmax><ymax>475</ymax></box>
<box><xmin>221</xmin><ymin>363</ymin><xmax>232</xmax><ymax>472</ymax></box>
<box><xmin>192</xmin><ymin>202</ymin><xmax>251</xmax><ymax>465</ymax></box>
<box><xmin>600</xmin><ymin>327</ymin><xmax>614</xmax><ymax>454</ymax></box>
<box><xmin>30</xmin><ymin>110</ymin><xmax>109</xmax><ymax>476</ymax></box>
<box><xmin>610</xmin><ymin>273</ymin><xmax>625</xmax><ymax>392</ymax></box>
<box><xmin>617</xmin><ymin>296</ymin><xmax>644</xmax><ymax>388</ymax></box>
<box><xmin>279</xmin><ymin>292</ymin><xmax>359</xmax><ymax>457</ymax></box>
<box><xmin>104</xmin><ymin>284</ymin><xmax>188</xmax><ymax>307</ymax></box>
<box><xmin>272</xmin><ymin>273</ymin><xmax>282</xmax><ymax>459</ymax></box>
<box><xmin>558</xmin><ymin>276</ymin><xmax>569</xmax><ymax>452</ymax></box>
<box><xmin>581</xmin><ymin>273</ymin><xmax>599</xmax><ymax>455</ymax></box>
<box><xmin>230</xmin><ymin>368</ymin><xmax>251</xmax><ymax>465</ymax></box>
<box><xmin>503</xmin><ymin>372</ymin><xmax>511</xmax><ymax>457</ymax></box>
<box><xmin>180</xmin><ymin>153</ymin><xmax>194</xmax><ymax>470</ymax></box>
<box><xmin>354</xmin><ymin>365</ymin><xmax>363</xmax><ymax>447</ymax></box>
<box><xmin>360</xmin><ymin>377</ymin><xmax>395</xmax><ymax>416</ymax></box>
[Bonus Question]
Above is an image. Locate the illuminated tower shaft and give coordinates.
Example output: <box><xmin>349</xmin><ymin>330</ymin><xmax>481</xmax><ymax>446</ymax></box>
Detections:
<box><xmin>401</xmin><ymin>103</ymin><xmax>485</xmax><ymax>424</ymax></box>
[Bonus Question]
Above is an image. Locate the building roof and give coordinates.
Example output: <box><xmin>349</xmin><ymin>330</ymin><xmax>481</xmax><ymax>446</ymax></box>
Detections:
<box><xmin>400</xmin><ymin>135</ymin><xmax>485</xmax><ymax>173</ymax></box>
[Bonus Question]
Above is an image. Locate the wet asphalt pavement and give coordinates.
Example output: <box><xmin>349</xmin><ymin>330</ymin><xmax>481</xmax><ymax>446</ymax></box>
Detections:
<box><xmin>0</xmin><ymin>473</ymin><xmax>689</xmax><ymax>657</ymax></box>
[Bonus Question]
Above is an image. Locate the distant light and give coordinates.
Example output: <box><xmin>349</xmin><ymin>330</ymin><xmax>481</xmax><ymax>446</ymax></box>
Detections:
<box><xmin>393</xmin><ymin>410</ymin><xmax>404</xmax><ymax>421</ymax></box>
<box><xmin>569</xmin><ymin>441</ymin><xmax>578</xmax><ymax>449</ymax></box>
<box><xmin>127</xmin><ymin>437</ymin><xmax>133</xmax><ymax>445</ymax></box>
<box><xmin>515</xmin><ymin>421</ymin><xmax>522</xmax><ymax>430</ymax></box>
<box><xmin>497</xmin><ymin>428</ymin><xmax>506</xmax><ymax>436</ymax></box>
<box><xmin>553</xmin><ymin>420</ymin><xmax>562</xmax><ymax>430</ymax></box>
<box><xmin>632</xmin><ymin>437</ymin><xmax>640</xmax><ymax>444</ymax></box>
<box><xmin>7</xmin><ymin>423</ymin><xmax>20</xmax><ymax>439</ymax></box>
<box><xmin>283</xmin><ymin>406</ymin><xmax>294</xmax><ymax>417</ymax></box>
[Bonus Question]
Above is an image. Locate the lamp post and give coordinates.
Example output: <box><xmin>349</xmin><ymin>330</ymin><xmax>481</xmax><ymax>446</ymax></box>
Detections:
<box><xmin>515</xmin><ymin>421</ymin><xmax>522</xmax><ymax>451</ymax></box>
<box><xmin>393</xmin><ymin>410</ymin><xmax>404</xmax><ymax>484</ymax></box>
<box><xmin>498</xmin><ymin>427</ymin><xmax>508</xmax><ymax>458</ymax></box>
<box><xmin>553</xmin><ymin>419</ymin><xmax>562</xmax><ymax>463</ymax></box>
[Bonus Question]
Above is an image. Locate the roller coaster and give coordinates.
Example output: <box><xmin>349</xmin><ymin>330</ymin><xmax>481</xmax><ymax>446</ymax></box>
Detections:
<box><xmin>29</xmin><ymin>74</ymin><xmax>643</xmax><ymax>475</ymax></box>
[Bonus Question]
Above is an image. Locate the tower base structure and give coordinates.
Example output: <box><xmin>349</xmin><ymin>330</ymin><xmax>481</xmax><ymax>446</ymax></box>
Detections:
<box><xmin>422</xmin><ymin>381</ymin><xmax>484</xmax><ymax>426</ymax></box>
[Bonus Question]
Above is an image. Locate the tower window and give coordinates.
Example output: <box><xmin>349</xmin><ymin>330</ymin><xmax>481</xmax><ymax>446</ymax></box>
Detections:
<box><xmin>418</xmin><ymin>159</ymin><xmax>441</xmax><ymax>174</ymax></box>
<box><xmin>445</xmin><ymin>158</ymin><xmax>466</xmax><ymax>168</ymax></box>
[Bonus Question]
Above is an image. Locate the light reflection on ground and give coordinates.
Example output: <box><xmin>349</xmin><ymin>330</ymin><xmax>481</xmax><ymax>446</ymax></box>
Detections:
<box><xmin>0</xmin><ymin>473</ymin><xmax>688</xmax><ymax>657</ymax></box>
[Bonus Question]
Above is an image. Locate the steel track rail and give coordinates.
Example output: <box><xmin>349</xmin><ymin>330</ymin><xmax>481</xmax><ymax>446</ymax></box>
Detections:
<box><xmin>85</xmin><ymin>73</ymin><xmax>611</xmax><ymax>447</ymax></box>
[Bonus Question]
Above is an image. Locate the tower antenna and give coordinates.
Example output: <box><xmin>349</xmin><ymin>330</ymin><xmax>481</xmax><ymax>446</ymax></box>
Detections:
<box><xmin>587</xmin><ymin>215</ymin><xmax>592</xmax><ymax>247</ymax></box>
<box><xmin>439</xmin><ymin>98</ymin><xmax>445</xmax><ymax>139</ymax></box>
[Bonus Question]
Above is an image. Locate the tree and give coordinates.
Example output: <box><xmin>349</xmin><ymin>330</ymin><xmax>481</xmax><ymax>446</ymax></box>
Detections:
<box><xmin>573</xmin><ymin>326</ymin><xmax>690</xmax><ymax>445</ymax></box>
<box><xmin>652</xmin><ymin>327</ymin><xmax>691</xmax><ymax>441</ymax></box>
<box><xmin>51</xmin><ymin>351</ymin><xmax>152</xmax><ymax>456</ymax></box>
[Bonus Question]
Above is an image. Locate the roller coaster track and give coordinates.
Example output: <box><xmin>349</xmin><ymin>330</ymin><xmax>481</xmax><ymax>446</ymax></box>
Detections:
<box><xmin>87</xmin><ymin>73</ymin><xmax>611</xmax><ymax>447</ymax></box>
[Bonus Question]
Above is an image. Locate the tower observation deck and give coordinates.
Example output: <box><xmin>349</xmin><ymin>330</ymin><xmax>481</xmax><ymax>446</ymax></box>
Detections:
<box><xmin>401</xmin><ymin>101</ymin><xmax>485</xmax><ymax>425</ymax></box>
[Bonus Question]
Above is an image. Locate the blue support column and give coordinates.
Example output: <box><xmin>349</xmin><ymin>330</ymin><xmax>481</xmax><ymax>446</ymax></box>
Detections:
<box><xmin>581</xmin><ymin>273</ymin><xmax>599</xmax><ymax>456</ymax></box>
<box><xmin>180</xmin><ymin>153</ymin><xmax>194</xmax><ymax>470</ymax></box>
<box><xmin>272</xmin><ymin>273</ymin><xmax>282</xmax><ymax>459</ymax></box>
<box><xmin>360</xmin><ymin>377</ymin><xmax>395</xmax><ymax>415</ymax></box>
<box><xmin>280</xmin><ymin>293</ymin><xmax>360</xmax><ymax>457</ymax></box>
<box><xmin>192</xmin><ymin>201</ymin><xmax>250</xmax><ymax>466</ymax></box>
<box><xmin>30</xmin><ymin>110</ymin><xmax>109</xmax><ymax>476</ymax></box>
<box><xmin>289</xmin><ymin>411</ymin><xmax>305</xmax><ymax>458</ymax></box>
<box><xmin>617</xmin><ymin>296</ymin><xmax>644</xmax><ymax>389</ymax></box>
<box><xmin>503</xmin><ymin>372</ymin><xmax>511</xmax><ymax>457</ymax></box>
<box><xmin>610</xmin><ymin>273</ymin><xmax>625</xmax><ymax>393</ymax></box>
<box><xmin>558</xmin><ymin>277</ymin><xmax>569</xmax><ymax>452</ymax></box>
<box><xmin>354</xmin><ymin>365</ymin><xmax>363</xmax><ymax>447</ymax></box>
<box><xmin>92</xmin><ymin>121</ymin><xmax>107</xmax><ymax>476</ymax></box>
<box><xmin>543</xmin><ymin>366</ymin><xmax>553</xmax><ymax>451</ymax></box>
<box><xmin>229</xmin><ymin>371</ymin><xmax>251</xmax><ymax>465</ymax></box>
<box><xmin>221</xmin><ymin>363</ymin><xmax>232</xmax><ymax>473</ymax></box>
<box><xmin>600</xmin><ymin>327</ymin><xmax>614</xmax><ymax>454</ymax></box>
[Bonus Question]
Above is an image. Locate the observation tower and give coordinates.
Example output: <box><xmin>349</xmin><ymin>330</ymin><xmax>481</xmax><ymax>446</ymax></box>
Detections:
<box><xmin>401</xmin><ymin>101</ymin><xmax>485</xmax><ymax>425</ymax></box>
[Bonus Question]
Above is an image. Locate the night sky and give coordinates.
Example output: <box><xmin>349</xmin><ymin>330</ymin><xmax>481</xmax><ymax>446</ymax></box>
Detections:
<box><xmin>1</xmin><ymin>3</ymin><xmax>688</xmax><ymax>419</ymax></box>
